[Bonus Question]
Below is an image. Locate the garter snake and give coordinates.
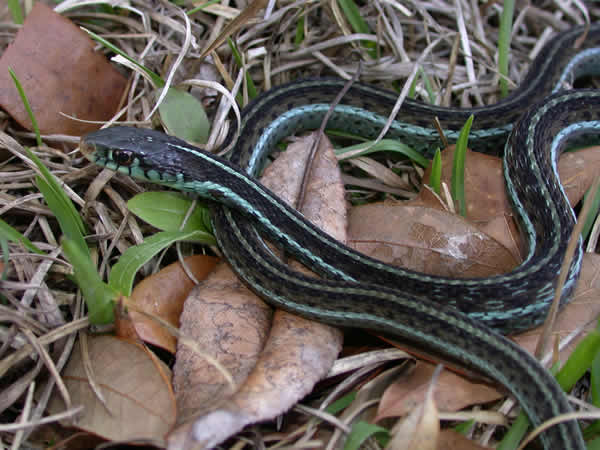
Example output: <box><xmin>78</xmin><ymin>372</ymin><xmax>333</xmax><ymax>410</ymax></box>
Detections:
<box><xmin>79</xmin><ymin>24</ymin><xmax>600</xmax><ymax>449</ymax></box>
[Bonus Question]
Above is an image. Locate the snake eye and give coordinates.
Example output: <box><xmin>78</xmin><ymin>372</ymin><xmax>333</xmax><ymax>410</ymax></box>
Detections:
<box><xmin>112</xmin><ymin>149</ymin><xmax>135</xmax><ymax>166</ymax></box>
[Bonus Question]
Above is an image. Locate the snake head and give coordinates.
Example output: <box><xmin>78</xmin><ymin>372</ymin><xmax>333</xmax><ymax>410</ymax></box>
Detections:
<box><xmin>80</xmin><ymin>126</ymin><xmax>247</xmax><ymax>205</ymax></box>
<box><xmin>80</xmin><ymin>126</ymin><xmax>204</xmax><ymax>183</ymax></box>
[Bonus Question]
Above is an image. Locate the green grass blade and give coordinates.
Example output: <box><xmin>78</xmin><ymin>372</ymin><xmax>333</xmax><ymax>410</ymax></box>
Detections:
<box><xmin>343</xmin><ymin>421</ymin><xmax>389</xmax><ymax>450</ymax></box>
<box><xmin>295</xmin><ymin>14</ymin><xmax>305</xmax><ymax>46</ymax></box>
<box><xmin>451</xmin><ymin>115</ymin><xmax>473</xmax><ymax>217</ymax></box>
<box><xmin>24</xmin><ymin>148</ymin><xmax>89</xmax><ymax>256</ymax></box>
<box><xmin>498</xmin><ymin>0</ymin><xmax>515</xmax><ymax>98</ymax></box>
<box><xmin>587</xmin><ymin>436</ymin><xmax>600</xmax><ymax>450</ymax></box>
<box><xmin>108</xmin><ymin>230</ymin><xmax>214</xmax><ymax>296</ymax></box>
<box><xmin>25</xmin><ymin>149</ymin><xmax>89</xmax><ymax>254</ymax></box>
<box><xmin>408</xmin><ymin>67</ymin><xmax>435</xmax><ymax>103</ymax></box>
<box><xmin>1</xmin><ymin>238</ymin><xmax>10</xmax><ymax>280</ymax></box>
<box><xmin>228</xmin><ymin>38</ymin><xmax>258</xmax><ymax>100</ymax></box>
<box><xmin>336</xmin><ymin>139</ymin><xmax>429</xmax><ymax>168</ymax></box>
<box><xmin>62</xmin><ymin>238</ymin><xmax>118</xmax><ymax>324</ymax></box>
<box><xmin>453</xmin><ymin>418</ymin><xmax>475</xmax><ymax>435</ymax></box>
<box><xmin>8</xmin><ymin>0</ymin><xmax>24</xmax><ymax>24</ymax></box>
<box><xmin>582</xmin><ymin>182</ymin><xmax>600</xmax><ymax>241</ymax></box>
<box><xmin>556</xmin><ymin>329</ymin><xmax>600</xmax><ymax>391</ymax></box>
<box><xmin>421</xmin><ymin>69</ymin><xmax>436</xmax><ymax>104</ymax></box>
<box><xmin>0</xmin><ymin>219</ymin><xmax>44</xmax><ymax>255</ymax></box>
<box><xmin>8</xmin><ymin>68</ymin><xmax>42</xmax><ymax>146</ymax></box>
<box><xmin>35</xmin><ymin>176</ymin><xmax>89</xmax><ymax>257</ymax></box>
<box><xmin>587</xmin><ymin>343</ymin><xmax>600</xmax><ymax>444</ymax></box>
<box><xmin>496</xmin><ymin>409</ymin><xmax>532</xmax><ymax>450</ymax></box>
<box><xmin>498</xmin><ymin>362</ymin><xmax>560</xmax><ymax>449</ymax></box>
<box><xmin>83</xmin><ymin>28</ymin><xmax>164</xmax><ymax>87</ymax></box>
<box><xmin>337</xmin><ymin>0</ymin><xmax>377</xmax><ymax>58</ymax></box>
<box><xmin>187</xmin><ymin>0</ymin><xmax>220</xmax><ymax>15</ymax></box>
<box><xmin>408</xmin><ymin>69</ymin><xmax>420</xmax><ymax>99</ymax></box>
<box><xmin>592</xmin><ymin>345</ymin><xmax>600</xmax><ymax>407</ymax></box>
<box><xmin>325</xmin><ymin>392</ymin><xmax>356</xmax><ymax>415</ymax></box>
<box><xmin>428</xmin><ymin>148</ymin><xmax>442</xmax><ymax>195</ymax></box>
<box><xmin>500</xmin><ymin>330</ymin><xmax>600</xmax><ymax>446</ymax></box>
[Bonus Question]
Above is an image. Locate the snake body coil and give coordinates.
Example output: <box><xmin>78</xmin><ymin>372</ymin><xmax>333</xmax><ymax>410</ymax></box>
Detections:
<box><xmin>80</xmin><ymin>24</ymin><xmax>600</xmax><ymax>449</ymax></box>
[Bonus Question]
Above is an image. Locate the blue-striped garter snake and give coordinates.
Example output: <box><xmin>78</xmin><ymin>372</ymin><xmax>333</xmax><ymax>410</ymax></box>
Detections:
<box><xmin>80</xmin><ymin>24</ymin><xmax>600</xmax><ymax>449</ymax></box>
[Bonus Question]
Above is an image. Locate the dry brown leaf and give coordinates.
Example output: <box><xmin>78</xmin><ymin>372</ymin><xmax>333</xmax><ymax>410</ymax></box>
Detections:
<box><xmin>348</xmin><ymin>203</ymin><xmax>518</xmax><ymax>278</ymax></box>
<box><xmin>515</xmin><ymin>252</ymin><xmax>600</xmax><ymax>355</ymax></box>
<box><xmin>558</xmin><ymin>146</ymin><xmax>600</xmax><ymax>206</ymax></box>
<box><xmin>421</xmin><ymin>145</ymin><xmax>509</xmax><ymax>222</ymax></box>
<box><xmin>363</xmin><ymin>143</ymin><xmax>600</xmax><ymax>280</ymax></box>
<box><xmin>407</xmin><ymin>185</ymin><xmax>449</xmax><ymax>210</ymax></box>
<box><xmin>0</xmin><ymin>3</ymin><xmax>127</xmax><ymax>136</ymax></box>
<box><xmin>418</xmin><ymin>145</ymin><xmax>600</xmax><ymax>261</ymax></box>
<box><xmin>419</xmin><ymin>145</ymin><xmax>522</xmax><ymax>261</ymax></box>
<box><xmin>125</xmin><ymin>255</ymin><xmax>218</xmax><ymax>353</ymax></box>
<box><xmin>376</xmin><ymin>362</ymin><xmax>501</xmax><ymax>422</ymax></box>
<box><xmin>322</xmin><ymin>359</ymin><xmax>414</xmax><ymax>448</ymax></box>
<box><xmin>173</xmin><ymin>262</ymin><xmax>273</xmax><ymax>422</ymax></box>
<box><xmin>170</xmin><ymin>132</ymin><xmax>344</xmax><ymax>448</ymax></box>
<box><xmin>385</xmin><ymin>365</ymin><xmax>440</xmax><ymax>450</ymax></box>
<box><xmin>47</xmin><ymin>335</ymin><xmax>175</xmax><ymax>445</ymax></box>
<box><xmin>199</xmin><ymin>0</ymin><xmax>268</xmax><ymax>60</ymax></box>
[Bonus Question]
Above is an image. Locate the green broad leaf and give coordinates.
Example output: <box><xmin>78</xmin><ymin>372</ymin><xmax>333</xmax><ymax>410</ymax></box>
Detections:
<box><xmin>428</xmin><ymin>148</ymin><xmax>442</xmax><ymax>195</ymax></box>
<box><xmin>108</xmin><ymin>230</ymin><xmax>214</xmax><ymax>296</ymax></box>
<box><xmin>62</xmin><ymin>238</ymin><xmax>117</xmax><ymax>324</ymax></box>
<box><xmin>127</xmin><ymin>192</ymin><xmax>214</xmax><ymax>239</ymax></box>
<box><xmin>336</xmin><ymin>139</ymin><xmax>429</xmax><ymax>168</ymax></box>
<box><xmin>157</xmin><ymin>87</ymin><xmax>210</xmax><ymax>144</ymax></box>
<box><xmin>452</xmin><ymin>115</ymin><xmax>473</xmax><ymax>217</ymax></box>
<box><xmin>0</xmin><ymin>219</ymin><xmax>44</xmax><ymax>255</ymax></box>
<box><xmin>556</xmin><ymin>329</ymin><xmax>600</xmax><ymax>391</ymax></box>
<box><xmin>83</xmin><ymin>28</ymin><xmax>164</xmax><ymax>88</ymax></box>
<box><xmin>25</xmin><ymin>149</ymin><xmax>89</xmax><ymax>257</ymax></box>
<box><xmin>343</xmin><ymin>421</ymin><xmax>389</xmax><ymax>450</ymax></box>
<box><xmin>325</xmin><ymin>392</ymin><xmax>356</xmax><ymax>415</ymax></box>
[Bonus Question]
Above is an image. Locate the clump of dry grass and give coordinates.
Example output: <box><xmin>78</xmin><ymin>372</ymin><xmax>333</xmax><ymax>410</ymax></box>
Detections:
<box><xmin>0</xmin><ymin>0</ymin><xmax>598</xmax><ymax>448</ymax></box>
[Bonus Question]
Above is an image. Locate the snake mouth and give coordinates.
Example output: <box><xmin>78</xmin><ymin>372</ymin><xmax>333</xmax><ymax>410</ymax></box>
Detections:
<box><xmin>79</xmin><ymin>137</ymin><xmax>109</xmax><ymax>164</ymax></box>
<box><xmin>80</xmin><ymin>137</ymin><xmax>114</xmax><ymax>167</ymax></box>
<box><xmin>79</xmin><ymin>138</ymin><xmax>94</xmax><ymax>160</ymax></box>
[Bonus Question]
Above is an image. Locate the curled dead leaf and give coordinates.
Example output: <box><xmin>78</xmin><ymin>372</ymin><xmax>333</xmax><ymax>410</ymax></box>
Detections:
<box><xmin>0</xmin><ymin>3</ymin><xmax>127</xmax><ymax>136</ymax></box>
<box><xmin>47</xmin><ymin>335</ymin><xmax>175</xmax><ymax>445</ymax></box>
<box><xmin>126</xmin><ymin>255</ymin><xmax>218</xmax><ymax>353</ymax></box>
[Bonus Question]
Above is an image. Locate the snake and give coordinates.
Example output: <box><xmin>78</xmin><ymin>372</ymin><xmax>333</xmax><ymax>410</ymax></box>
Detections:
<box><xmin>79</xmin><ymin>24</ymin><xmax>600</xmax><ymax>449</ymax></box>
